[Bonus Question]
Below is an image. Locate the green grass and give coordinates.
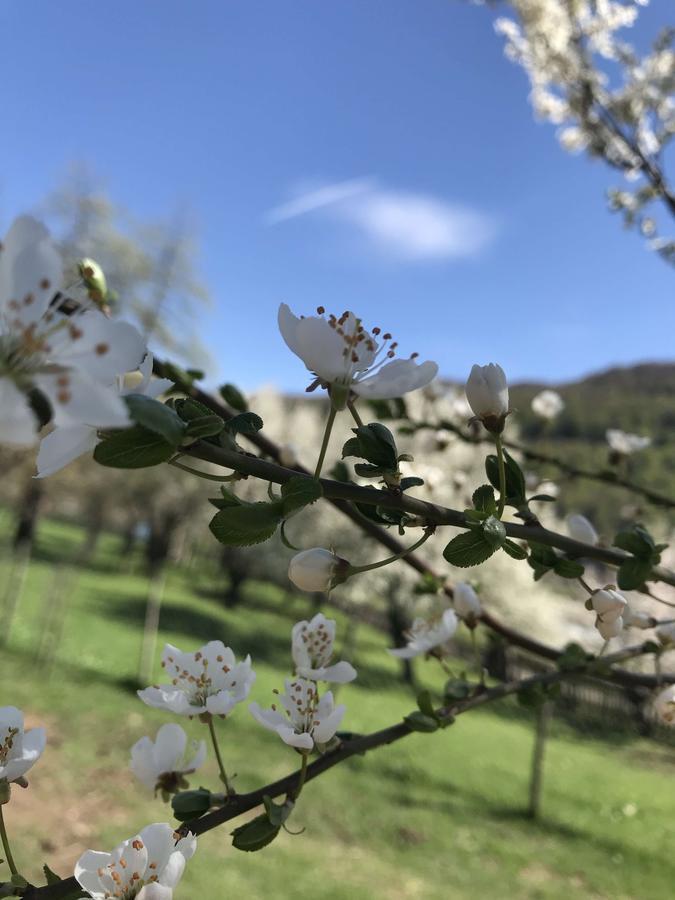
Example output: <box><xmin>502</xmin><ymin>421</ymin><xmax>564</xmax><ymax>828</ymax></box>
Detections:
<box><xmin>1</xmin><ymin>518</ymin><xmax>674</xmax><ymax>899</ymax></box>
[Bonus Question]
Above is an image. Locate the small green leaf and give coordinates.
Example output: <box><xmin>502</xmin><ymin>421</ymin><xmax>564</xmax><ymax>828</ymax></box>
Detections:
<box><xmin>557</xmin><ymin>643</ymin><xmax>590</xmax><ymax>671</ymax></box>
<box><xmin>225</xmin><ymin>412</ymin><xmax>264</xmax><ymax>436</ymax></box>
<box><xmin>124</xmin><ymin>393</ymin><xmax>187</xmax><ymax>446</ymax></box>
<box><xmin>443</xmin><ymin>530</ymin><xmax>497</xmax><ymax>568</ymax></box>
<box><xmin>403</xmin><ymin>711</ymin><xmax>439</xmax><ymax>733</ymax></box>
<box><xmin>175</xmin><ymin>397</ymin><xmax>214</xmax><ymax>422</ymax></box>
<box><xmin>342</xmin><ymin>423</ymin><xmax>398</xmax><ymax>470</ymax></box>
<box><xmin>43</xmin><ymin>864</ymin><xmax>62</xmax><ymax>886</ymax></box>
<box><xmin>502</xmin><ymin>539</ymin><xmax>528</xmax><ymax>560</ymax></box>
<box><xmin>444</xmin><ymin>678</ymin><xmax>472</xmax><ymax>701</ymax></box>
<box><xmin>209</xmin><ymin>503</ymin><xmax>282</xmax><ymax>547</ymax></box>
<box><xmin>262</xmin><ymin>795</ymin><xmax>294</xmax><ymax>828</ymax></box>
<box><xmin>184</xmin><ymin>415</ymin><xmax>225</xmax><ymax>439</ymax></box>
<box><xmin>171</xmin><ymin>788</ymin><xmax>213</xmax><ymax>821</ymax></box>
<box><xmin>617</xmin><ymin>557</ymin><xmax>653</xmax><ymax>591</ymax></box>
<box><xmin>281</xmin><ymin>476</ymin><xmax>323</xmax><ymax>516</ymax></box>
<box><xmin>529</xmin><ymin>493</ymin><xmax>557</xmax><ymax>503</ymax></box>
<box><xmin>400</xmin><ymin>476</ymin><xmax>425</xmax><ymax>491</ymax></box>
<box><xmin>94</xmin><ymin>426</ymin><xmax>175</xmax><ymax>469</ymax></box>
<box><xmin>613</xmin><ymin>524</ymin><xmax>657</xmax><ymax>559</ymax></box>
<box><xmin>482</xmin><ymin>516</ymin><xmax>506</xmax><ymax>550</ymax></box>
<box><xmin>472</xmin><ymin>485</ymin><xmax>497</xmax><ymax>515</ymax></box>
<box><xmin>416</xmin><ymin>690</ymin><xmax>437</xmax><ymax>718</ymax></box>
<box><xmin>485</xmin><ymin>449</ymin><xmax>526</xmax><ymax>505</ymax></box>
<box><xmin>553</xmin><ymin>558</ymin><xmax>585</xmax><ymax>579</ymax></box>
<box><xmin>231</xmin><ymin>813</ymin><xmax>280</xmax><ymax>851</ymax></box>
<box><xmin>219</xmin><ymin>382</ymin><xmax>248</xmax><ymax>411</ymax></box>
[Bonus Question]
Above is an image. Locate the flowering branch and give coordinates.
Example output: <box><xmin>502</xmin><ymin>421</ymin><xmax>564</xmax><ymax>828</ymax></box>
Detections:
<box><xmin>22</xmin><ymin>640</ymin><xmax>662</xmax><ymax>900</ymax></box>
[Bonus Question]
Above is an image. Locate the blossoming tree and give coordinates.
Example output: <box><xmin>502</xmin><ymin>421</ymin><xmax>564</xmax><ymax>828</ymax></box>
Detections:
<box><xmin>0</xmin><ymin>215</ymin><xmax>673</xmax><ymax>899</ymax></box>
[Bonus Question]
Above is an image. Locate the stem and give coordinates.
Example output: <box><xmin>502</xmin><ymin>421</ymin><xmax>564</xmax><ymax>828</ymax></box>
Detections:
<box><xmin>348</xmin><ymin>401</ymin><xmax>364</xmax><ymax>428</ymax></box>
<box><xmin>314</xmin><ymin>406</ymin><xmax>338</xmax><ymax>479</ymax></box>
<box><xmin>0</xmin><ymin>803</ymin><xmax>18</xmax><ymax>876</ymax></box>
<box><xmin>207</xmin><ymin>718</ymin><xmax>233</xmax><ymax>796</ymax></box>
<box><xmin>349</xmin><ymin>529</ymin><xmax>434</xmax><ymax>575</ymax></box>
<box><xmin>495</xmin><ymin>435</ymin><xmax>506</xmax><ymax>519</ymax></box>
<box><xmin>577</xmin><ymin>576</ymin><xmax>594</xmax><ymax>595</ymax></box>
<box><xmin>470</xmin><ymin>629</ymin><xmax>485</xmax><ymax>687</ymax></box>
<box><xmin>169</xmin><ymin>458</ymin><xmax>239</xmax><ymax>482</ymax></box>
<box><xmin>289</xmin><ymin>752</ymin><xmax>309</xmax><ymax>802</ymax></box>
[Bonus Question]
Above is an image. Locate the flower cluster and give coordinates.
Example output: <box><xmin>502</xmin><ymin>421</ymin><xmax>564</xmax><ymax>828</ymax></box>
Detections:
<box><xmin>592</xmin><ymin>588</ymin><xmax>627</xmax><ymax>640</ymax></box>
<box><xmin>0</xmin><ymin>706</ymin><xmax>45</xmax><ymax>788</ymax></box>
<box><xmin>249</xmin><ymin>613</ymin><xmax>355</xmax><ymax>751</ymax></box>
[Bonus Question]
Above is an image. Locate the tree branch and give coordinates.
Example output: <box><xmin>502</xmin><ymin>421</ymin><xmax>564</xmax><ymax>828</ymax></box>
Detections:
<box><xmin>22</xmin><ymin>642</ymin><xmax>662</xmax><ymax>899</ymax></box>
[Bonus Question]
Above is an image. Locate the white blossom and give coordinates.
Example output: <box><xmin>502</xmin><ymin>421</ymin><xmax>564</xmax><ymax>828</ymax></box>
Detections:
<box><xmin>606</xmin><ymin>428</ymin><xmax>652</xmax><ymax>455</ymax></box>
<box><xmin>249</xmin><ymin>678</ymin><xmax>345</xmax><ymax>751</ymax></box>
<box><xmin>278</xmin><ymin>303</ymin><xmax>438</xmax><ymax>401</ymax></box>
<box><xmin>138</xmin><ymin>641</ymin><xmax>255</xmax><ymax>717</ymax></box>
<box><xmin>596</xmin><ymin>614</ymin><xmax>624</xmax><ymax>640</ymax></box>
<box><xmin>130</xmin><ymin>724</ymin><xmax>206</xmax><ymax>793</ymax></box>
<box><xmin>531</xmin><ymin>389</ymin><xmax>564</xmax><ymax>419</ymax></box>
<box><xmin>36</xmin><ymin>352</ymin><xmax>172</xmax><ymax>477</ymax></box>
<box><xmin>592</xmin><ymin>588</ymin><xmax>627</xmax><ymax>623</ymax></box>
<box><xmin>291</xmin><ymin>613</ymin><xmax>357</xmax><ymax>683</ymax></box>
<box><xmin>288</xmin><ymin>548</ymin><xmax>346</xmax><ymax>593</ymax></box>
<box><xmin>0</xmin><ymin>706</ymin><xmax>46</xmax><ymax>784</ymax></box>
<box><xmin>567</xmin><ymin>514</ymin><xmax>599</xmax><ymax>546</ymax></box>
<box><xmin>653</xmin><ymin>685</ymin><xmax>675</xmax><ymax>726</ymax></box>
<box><xmin>453</xmin><ymin>582</ymin><xmax>482</xmax><ymax>624</ymax></box>
<box><xmin>388</xmin><ymin>608</ymin><xmax>458</xmax><ymax>659</ymax></box>
<box><xmin>74</xmin><ymin>822</ymin><xmax>196</xmax><ymax>900</ymax></box>
<box><xmin>465</xmin><ymin>363</ymin><xmax>509</xmax><ymax>429</ymax></box>
<box><xmin>0</xmin><ymin>216</ymin><xmax>145</xmax><ymax>447</ymax></box>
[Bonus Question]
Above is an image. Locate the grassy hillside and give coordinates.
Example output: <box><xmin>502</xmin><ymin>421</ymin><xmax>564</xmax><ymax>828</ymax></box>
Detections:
<box><xmin>1</xmin><ymin>519</ymin><xmax>674</xmax><ymax>899</ymax></box>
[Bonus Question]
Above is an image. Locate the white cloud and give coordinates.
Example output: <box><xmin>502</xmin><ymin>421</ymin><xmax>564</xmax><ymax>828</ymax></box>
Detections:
<box><xmin>264</xmin><ymin>178</ymin><xmax>497</xmax><ymax>261</ymax></box>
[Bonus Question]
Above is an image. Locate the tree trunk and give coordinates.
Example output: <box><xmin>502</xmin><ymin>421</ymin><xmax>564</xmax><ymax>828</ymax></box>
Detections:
<box><xmin>13</xmin><ymin>479</ymin><xmax>43</xmax><ymax>552</ymax></box>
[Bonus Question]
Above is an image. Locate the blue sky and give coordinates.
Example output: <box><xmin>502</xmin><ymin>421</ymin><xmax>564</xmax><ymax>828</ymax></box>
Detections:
<box><xmin>2</xmin><ymin>0</ymin><xmax>673</xmax><ymax>391</ymax></box>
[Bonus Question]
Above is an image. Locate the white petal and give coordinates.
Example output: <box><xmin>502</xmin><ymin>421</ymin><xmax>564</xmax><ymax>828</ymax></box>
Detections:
<box><xmin>36</xmin><ymin>370</ymin><xmax>132</xmax><ymax>429</ymax></box>
<box><xmin>137</xmin><ymin>687</ymin><xmax>195</xmax><ymax>716</ymax></box>
<box><xmin>184</xmin><ymin>739</ymin><xmax>207</xmax><ymax>773</ymax></box>
<box><xmin>74</xmin><ymin>849</ymin><xmax>112</xmax><ymax>898</ymax></box>
<box><xmin>313</xmin><ymin>703</ymin><xmax>345</xmax><ymax>743</ymax></box>
<box><xmin>139</xmin><ymin>823</ymin><xmax>175</xmax><ymax>877</ymax></box>
<box><xmin>130</xmin><ymin>737</ymin><xmax>160</xmax><ymax>790</ymax></box>
<box><xmin>0</xmin><ymin>378</ymin><xmax>39</xmax><ymax>446</ymax></box>
<box><xmin>35</xmin><ymin>424</ymin><xmax>98</xmax><ymax>477</ymax></box>
<box><xmin>137</xmin><ymin>885</ymin><xmax>173</xmax><ymax>900</ymax></box>
<box><xmin>248</xmin><ymin>702</ymin><xmax>288</xmax><ymax>732</ymax></box>
<box><xmin>353</xmin><ymin>358</ymin><xmax>439</xmax><ymax>399</ymax></box>
<box><xmin>278</xmin><ymin>726</ymin><xmax>314</xmax><ymax>750</ymax></box>
<box><xmin>153</xmin><ymin>723</ymin><xmax>187</xmax><ymax>775</ymax></box>
<box><xmin>313</xmin><ymin>661</ymin><xmax>357</xmax><ymax>683</ymax></box>
<box><xmin>0</xmin><ymin>216</ymin><xmax>62</xmax><ymax>325</ymax></box>
<box><xmin>49</xmin><ymin>313</ymin><xmax>146</xmax><ymax>382</ymax></box>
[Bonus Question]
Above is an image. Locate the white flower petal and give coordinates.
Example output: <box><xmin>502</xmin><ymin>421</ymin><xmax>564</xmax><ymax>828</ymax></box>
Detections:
<box><xmin>0</xmin><ymin>378</ymin><xmax>39</xmax><ymax>446</ymax></box>
<box><xmin>35</xmin><ymin>424</ymin><xmax>98</xmax><ymax>477</ymax></box>
<box><xmin>153</xmin><ymin>723</ymin><xmax>187</xmax><ymax>775</ymax></box>
<box><xmin>36</xmin><ymin>370</ymin><xmax>133</xmax><ymax>429</ymax></box>
<box><xmin>353</xmin><ymin>358</ymin><xmax>439</xmax><ymax>399</ymax></box>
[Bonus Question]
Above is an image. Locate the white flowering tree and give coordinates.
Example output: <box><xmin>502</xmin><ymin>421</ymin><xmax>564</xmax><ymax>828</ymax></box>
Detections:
<box><xmin>0</xmin><ymin>216</ymin><xmax>673</xmax><ymax>900</ymax></box>
<box><xmin>482</xmin><ymin>0</ymin><xmax>675</xmax><ymax>264</ymax></box>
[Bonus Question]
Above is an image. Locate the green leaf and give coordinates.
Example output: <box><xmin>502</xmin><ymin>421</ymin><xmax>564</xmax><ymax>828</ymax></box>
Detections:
<box><xmin>613</xmin><ymin>524</ymin><xmax>657</xmax><ymax>559</ymax></box>
<box><xmin>553</xmin><ymin>558</ymin><xmax>585</xmax><ymax>579</ymax></box>
<box><xmin>444</xmin><ymin>678</ymin><xmax>472</xmax><ymax>701</ymax></box>
<box><xmin>9</xmin><ymin>876</ymin><xmax>27</xmax><ymax>888</ymax></box>
<box><xmin>517</xmin><ymin>684</ymin><xmax>546</xmax><ymax>709</ymax></box>
<box><xmin>529</xmin><ymin>493</ymin><xmax>557</xmax><ymax>503</ymax></box>
<box><xmin>330</xmin><ymin>461</ymin><xmax>350</xmax><ymax>482</ymax></box>
<box><xmin>502</xmin><ymin>539</ymin><xmax>528</xmax><ymax>560</ymax></box>
<box><xmin>403</xmin><ymin>711</ymin><xmax>439</xmax><ymax>733</ymax></box>
<box><xmin>557</xmin><ymin>643</ymin><xmax>590</xmax><ymax>671</ymax></box>
<box><xmin>617</xmin><ymin>557</ymin><xmax>653</xmax><ymax>590</ymax></box>
<box><xmin>342</xmin><ymin>423</ymin><xmax>398</xmax><ymax>470</ymax></box>
<box><xmin>225</xmin><ymin>412</ymin><xmax>264</xmax><ymax>436</ymax></box>
<box><xmin>400</xmin><ymin>476</ymin><xmax>425</xmax><ymax>491</ymax></box>
<box><xmin>353</xmin><ymin>463</ymin><xmax>387</xmax><ymax>478</ymax></box>
<box><xmin>528</xmin><ymin>542</ymin><xmax>558</xmax><ymax>569</ymax></box>
<box><xmin>482</xmin><ymin>516</ymin><xmax>506</xmax><ymax>549</ymax></box>
<box><xmin>171</xmin><ymin>788</ymin><xmax>213</xmax><ymax>821</ymax></box>
<box><xmin>43</xmin><ymin>865</ymin><xmax>62</xmax><ymax>886</ymax></box>
<box><xmin>219</xmin><ymin>382</ymin><xmax>248</xmax><ymax>411</ymax></box>
<box><xmin>124</xmin><ymin>393</ymin><xmax>187</xmax><ymax>446</ymax></box>
<box><xmin>174</xmin><ymin>397</ymin><xmax>215</xmax><ymax>423</ymax></box>
<box><xmin>416</xmin><ymin>690</ymin><xmax>437</xmax><ymax>718</ymax></box>
<box><xmin>281</xmin><ymin>476</ymin><xmax>323</xmax><ymax>516</ymax></box>
<box><xmin>485</xmin><ymin>449</ymin><xmax>526</xmax><ymax>505</ymax></box>
<box><xmin>209</xmin><ymin>503</ymin><xmax>282</xmax><ymax>547</ymax></box>
<box><xmin>472</xmin><ymin>485</ymin><xmax>497</xmax><ymax>515</ymax></box>
<box><xmin>231</xmin><ymin>813</ymin><xmax>280</xmax><ymax>851</ymax></box>
<box><xmin>443</xmin><ymin>530</ymin><xmax>498</xmax><ymax>568</ymax></box>
<box><xmin>94</xmin><ymin>426</ymin><xmax>175</xmax><ymax>469</ymax></box>
<box><xmin>184</xmin><ymin>414</ymin><xmax>225</xmax><ymax>439</ymax></box>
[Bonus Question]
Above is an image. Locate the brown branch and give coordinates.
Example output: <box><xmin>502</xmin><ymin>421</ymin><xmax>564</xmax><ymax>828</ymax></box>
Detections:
<box><xmin>23</xmin><ymin>642</ymin><xmax>661</xmax><ymax>899</ymax></box>
<box><xmin>150</xmin><ymin>359</ymin><xmax>675</xmax><ymax>688</ymax></box>
<box><xmin>409</xmin><ymin>419</ymin><xmax>675</xmax><ymax>511</ymax></box>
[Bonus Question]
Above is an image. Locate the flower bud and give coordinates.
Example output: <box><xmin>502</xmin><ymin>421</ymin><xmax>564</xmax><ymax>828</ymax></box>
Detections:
<box><xmin>77</xmin><ymin>257</ymin><xmax>108</xmax><ymax>305</ymax></box>
<box><xmin>531</xmin><ymin>389</ymin><xmax>564</xmax><ymax>420</ymax></box>
<box><xmin>171</xmin><ymin>788</ymin><xmax>215</xmax><ymax>821</ymax></box>
<box><xmin>566</xmin><ymin>514</ymin><xmax>599</xmax><ymax>546</ymax></box>
<box><xmin>596</xmin><ymin>615</ymin><xmax>623</xmax><ymax>640</ymax></box>
<box><xmin>591</xmin><ymin>589</ymin><xmax>626</xmax><ymax>624</ymax></box>
<box><xmin>656</xmin><ymin>622</ymin><xmax>675</xmax><ymax>647</ymax></box>
<box><xmin>465</xmin><ymin>363</ymin><xmax>509</xmax><ymax>433</ymax></box>
<box><xmin>288</xmin><ymin>548</ymin><xmax>348</xmax><ymax>593</ymax></box>
<box><xmin>653</xmin><ymin>685</ymin><xmax>675</xmax><ymax>726</ymax></box>
<box><xmin>453</xmin><ymin>582</ymin><xmax>481</xmax><ymax>625</ymax></box>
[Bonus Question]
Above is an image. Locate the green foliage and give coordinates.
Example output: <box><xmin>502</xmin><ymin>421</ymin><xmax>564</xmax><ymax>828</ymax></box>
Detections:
<box><xmin>94</xmin><ymin>426</ymin><xmax>175</xmax><ymax>468</ymax></box>
<box><xmin>219</xmin><ymin>382</ymin><xmax>248</xmax><ymax>411</ymax></box>
<box><xmin>485</xmin><ymin>449</ymin><xmax>526</xmax><ymax>507</ymax></box>
<box><xmin>613</xmin><ymin>523</ymin><xmax>667</xmax><ymax>589</ymax></box>
<box><xmin>124</xmin><ymin>394</ymin><xmax>187</xmax><ymax>446</ymax></box>
<box><xmin>172</xmin><ymin>788</ymin><xmax>214</xmax><ymax>821</ymax></box>
<box><xmin>443</xmin><ymin>529</ymin><xmax>498</xmax><ymax>568</ymax></box>
<box><xmin>280</xmin><ymin>476</ymin><xmax>323</xmax><ymax>516</ymax></box>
